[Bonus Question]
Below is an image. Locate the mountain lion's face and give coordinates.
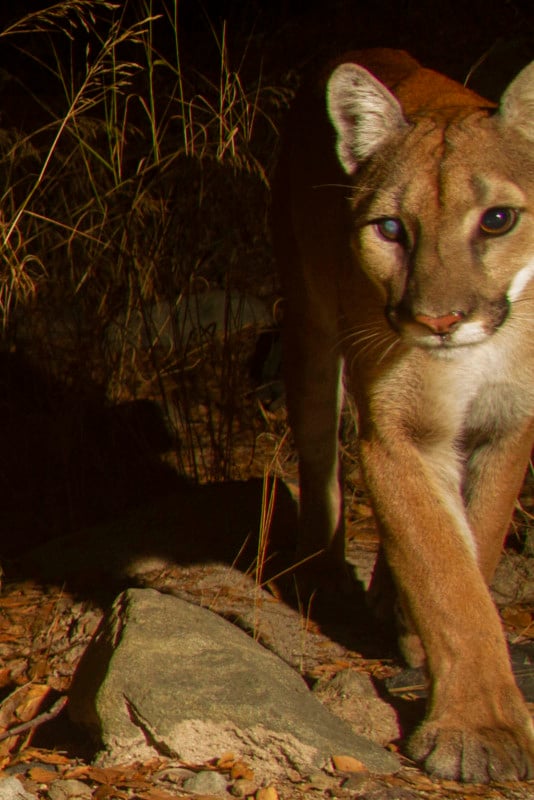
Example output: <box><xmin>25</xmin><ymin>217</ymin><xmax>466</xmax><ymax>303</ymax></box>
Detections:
<box><xmin>344</xmin><ymin>112</ymin><xmax>534</xmax><ymax>351</ymax></box>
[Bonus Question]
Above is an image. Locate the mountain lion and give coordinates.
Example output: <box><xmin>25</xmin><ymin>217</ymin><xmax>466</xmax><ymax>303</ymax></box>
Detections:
<box><xmin>272</xmin><ymin>49</ymin><xmax>534</xmax><ymax>782</ymax></box>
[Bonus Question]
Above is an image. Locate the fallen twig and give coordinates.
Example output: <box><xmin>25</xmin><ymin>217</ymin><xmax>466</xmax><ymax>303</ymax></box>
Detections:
<box><xmin>0</xmin><ymin>695</ymin><xmax>68</xmax><ymax>742</ymax></box>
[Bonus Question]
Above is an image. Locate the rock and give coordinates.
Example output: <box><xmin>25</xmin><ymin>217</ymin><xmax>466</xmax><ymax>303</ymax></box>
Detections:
<box><xmin>182</xmin><ymin>770</ymin><xmax>228</xmax><ymax>795</ymax></box>
<box><xmin>69</xmin><ymin>589</ymin><xmax>399</xmax><ymax>782</ymax></box>
<box><xmin>313</xmin><ymin>669</ymin><xmax>400</xmax><ymax>746</ymax></box>
<box><xmin>491</xmin><ymin>552</ymin><xmax>534</xmax><ymax>606</ymax></box>
<box><xmin>0</xmin><ymin>777</ymin><xmax>36</xmax><ymax>800</ymax></box>
<box><xmin>153</xmin><ymin>765</ymin><xmax>196</xmax><ymax>785</ymax></box>
<box><xmin>384</xmin><ymin>667</ymin><xmax>427</xmax><ymax>698</ymax></box>
<box><xmin>230</xmin><ymin>777</ymin><xmax>258</xmax><ymax>797</ymax></box>
<box><xmin>341</xmin><ymin>772</ymin><xmax>371</xmax><ymax>792</ymax></box>
<box><xmin>510</xmin><ymin>642</ymin><xmax>534</xmax><ymax>702</ymax></box>
<box><xmin>47</xmin><ymin>780</ymin><xmax>93</xmax><ymax>800</ymax></box>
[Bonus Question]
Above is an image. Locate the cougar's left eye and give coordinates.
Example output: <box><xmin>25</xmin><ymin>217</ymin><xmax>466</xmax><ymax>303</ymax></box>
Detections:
<box><xmin>376</xmin><ymin>217</ymin><xmax>405</xmax><ymax>243</ymax></box>
<box><xmin>479</xmin><ymin>207</ymin><xmax>518</xmax><ymax>236</ymax></box>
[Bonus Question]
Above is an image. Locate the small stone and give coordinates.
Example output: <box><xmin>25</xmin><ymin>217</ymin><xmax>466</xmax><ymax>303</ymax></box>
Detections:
<box><xmin>0</xmin><ymin>777</ymin><xmax>36</xmax><ymax>800</ymax></box>
<box><xmin>341</xmin><ymin>772</ymin><xmax>370</xmax><ymax>791</ymax></box>
<box><xmin>47</xmin><ymin>780</ymin><xmax>92</xmax><ymax>800</ymax></box>
<box><xmin>285</xmin><ymin>769</ymin><xmax>302</xmax><ymax>783</ymax></box>
<box><xmin>230</xmin><ymin>778</ymin><xmax>258</xmax><ymax>797</ymax></box>
<box><xmin>182</xmin><ymin>769</ymin><xmax>228</xmax><ymax>795</ymax></box>
<box><xmin>155</xmin><ymin>766</ymin><xmax>196</xmax><ymax>784</ymax></box>
<box><xmin>314</xmin><ymin>669</ymin><xmax>400</xmax><ymax>746</ymax></box>
<box><xmin>306</xmin><ymin>772</ymin><xmax>336</xmax><ymax>789</ymax></box>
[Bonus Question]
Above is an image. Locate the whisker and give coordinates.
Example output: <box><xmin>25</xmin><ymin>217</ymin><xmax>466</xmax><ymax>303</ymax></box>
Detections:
<box><xmin>338</xmin><ymin>321</ymin><xmax>400</xmax><ymax>368</ymax></box>
<box><xmin>376</xmin><ymin>336</ymin><xmax>400</xmax><ymax>365</ymax></box>
<box><xmin>335</xmin><ymin>322</ymin><xmax>385</xmax><ymax>351</ymax></box>
<box><xmin>339</xmin><ymin>330</ymin><xmax>383</xmax><ymax>352</ymax></box>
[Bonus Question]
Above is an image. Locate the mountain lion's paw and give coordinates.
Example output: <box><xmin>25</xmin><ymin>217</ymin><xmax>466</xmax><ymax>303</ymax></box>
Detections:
<box><xmin>407</xmin><ymin>722</ymin><xmax>534</xmax><ymax>782</ymax></box>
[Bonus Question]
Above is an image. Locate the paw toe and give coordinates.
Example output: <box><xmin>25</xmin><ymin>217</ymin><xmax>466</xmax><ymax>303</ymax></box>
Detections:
<box><xmin>407</xmin><ymin>724</ymin><xmax>534</xmax><ymax>782</ymax></box>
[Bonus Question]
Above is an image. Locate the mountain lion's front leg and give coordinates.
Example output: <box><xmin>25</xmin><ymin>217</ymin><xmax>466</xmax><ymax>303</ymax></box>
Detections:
<box><xmin>282</xmin><ymin>315</ymin><xmax>346</xmax><ymax>580</ymax></box>
<box><xmin>360</xmin><ymin>433</ymin><xmax>534</xmax><ymax>782</ymax></box>
<box><xmin>464</xmin><ymin>417</ymin><xmax>534</xmax><ymax>583</ymax></box>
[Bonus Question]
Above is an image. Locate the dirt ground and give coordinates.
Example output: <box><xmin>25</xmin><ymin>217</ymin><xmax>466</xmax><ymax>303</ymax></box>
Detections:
<box><xmin>1</xmin><ymin>472</ymin><xmax>534</xmax><ymax>800</ymax></box>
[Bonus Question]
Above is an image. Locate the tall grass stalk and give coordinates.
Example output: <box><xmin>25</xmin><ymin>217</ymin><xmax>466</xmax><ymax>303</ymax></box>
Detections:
<box><xmin>0</xmin><ymin>0</ymin><xmax>287</xmax><ymax>481</ymax></box>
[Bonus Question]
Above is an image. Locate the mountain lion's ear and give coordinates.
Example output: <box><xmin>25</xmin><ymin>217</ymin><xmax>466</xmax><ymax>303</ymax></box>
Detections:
<box><xmin>326</xmin><ymin>63</ymin><xmax>408</xmax><ymax>175</ymax></box>
<box><xmin>499</xmin><ymin>61</ymin><xmax>534</xmax><ymax>142</ymax></box>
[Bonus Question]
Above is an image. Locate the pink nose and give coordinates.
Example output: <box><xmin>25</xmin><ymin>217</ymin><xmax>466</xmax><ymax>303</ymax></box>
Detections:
<box><xmin>414</xmin><ymin>311</ymin><xmax>465</xmax><ymax>335</ymax></box>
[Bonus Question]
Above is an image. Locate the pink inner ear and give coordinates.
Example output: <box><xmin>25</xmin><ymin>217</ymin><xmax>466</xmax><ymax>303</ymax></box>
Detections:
<box><xmin>326</xmin><ymin>62</ymin><xmax>406</xmax><ymax>173</ymax></box>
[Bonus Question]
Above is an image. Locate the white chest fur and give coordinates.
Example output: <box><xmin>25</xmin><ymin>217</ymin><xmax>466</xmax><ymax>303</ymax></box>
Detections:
<box><xmin>423</xmin><ymin>319</ymin><xmax>534</xmax><ymax>445</ymax></box>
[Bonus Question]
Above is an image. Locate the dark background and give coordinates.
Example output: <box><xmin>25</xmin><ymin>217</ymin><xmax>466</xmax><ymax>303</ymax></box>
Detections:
<box><xmin>0</xmin><ymin>0</ymin><xmax>530</xmax><ymax>561</ymax></box>
<box><xmin>0</xmin><ymin>1</ymin><xmax>532</xmax><ymax>98</ymax></box>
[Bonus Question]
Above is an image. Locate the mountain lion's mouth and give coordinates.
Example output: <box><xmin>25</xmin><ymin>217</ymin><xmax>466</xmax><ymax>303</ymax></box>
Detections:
<box><xmin>386</xmin><ymin>297</ymin><xmax>510</xmax><ymax>350</ymax></box>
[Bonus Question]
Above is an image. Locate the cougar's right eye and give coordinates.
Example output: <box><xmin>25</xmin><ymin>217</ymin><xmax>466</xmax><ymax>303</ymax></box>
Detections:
<box><xmin>375</xmin><ymin>217</ymin><xmax>405</xmax><ymax>243</ymax></box>
<box><xmin>479</xmin><ymin>207</ymin><xmax>519</xmax><ymax>236</ymax></box>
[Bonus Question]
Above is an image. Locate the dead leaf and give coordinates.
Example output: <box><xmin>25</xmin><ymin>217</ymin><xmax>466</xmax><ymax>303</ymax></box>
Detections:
<box><xmin>93</xmin><ymin>785</ymin><xmax>129</xmax><ymax>800</ymax></box>
<box><xmin>0</xmin><ymin>682</ymin><xmax>50</xmax><ymax>732</ymax></box>
<box><xmin>0</xmin><ymin>683</ymin><xmax>51</xmax><ymax>758</ymax></box>
<box><xmin>502</xmin><ymin>606</ymin><xmax>533</xmax><ymax>630</ymax></box>
<box><xmin>0</xmin><ymin>669</ymin><xmax>11</xmax><ymax>688</ymax></box>
<box><xmin>135</xmin><ymin>791</ymin><xmax>180</xmax><ymax>800</ymax></box>
<box><xmin>230</xmin><ymin>761</ymin><xmax>255</xmax><ymax>781</ymax></box>
<box><xmin>256</xmin><ymin>787</ymin><xmax>279</xmax><ymax>800</ymax></box>
<box><xmin>215</xmin><ymin>752</ymin><xmax>236</xmax><ymax>770</ymax></box>
<box><xmin>331</xmin><ymin>754</ymin><xmax>368</xmax><ymax>773</ymax></box>
<box><xmin>79</xmin><ymin>766</ymin><xmax>135</xmax><ymax>785</ymax></box>
<box><xmin>27</xmin><ymin>766</ymin><xmax>57</xmax><ymax>783</ymax></box>
<box><xmin>18</xmin><ymin>747</ymin><xmax>72</xmax><ymax>766</ymax></box>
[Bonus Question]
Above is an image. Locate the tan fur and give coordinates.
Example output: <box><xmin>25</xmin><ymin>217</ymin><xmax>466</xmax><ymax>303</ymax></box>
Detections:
<box><xmin>272</xmin><ymin>49</ymin><xmax>534</xmax><ymax>782</ymax></box>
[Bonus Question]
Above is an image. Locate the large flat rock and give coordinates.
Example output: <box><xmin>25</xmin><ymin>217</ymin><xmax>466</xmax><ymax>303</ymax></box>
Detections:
<box><xmin>69</xmin><ymin>588</ymin><xmax>399</xmax><ymax>782</ymax></box>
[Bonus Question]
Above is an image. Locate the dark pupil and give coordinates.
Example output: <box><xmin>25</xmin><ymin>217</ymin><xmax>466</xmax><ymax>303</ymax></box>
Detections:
<box><xmin>482</xmin><ymin>208</ymin><xmax>509</xmax><ymax>231</ymax></box>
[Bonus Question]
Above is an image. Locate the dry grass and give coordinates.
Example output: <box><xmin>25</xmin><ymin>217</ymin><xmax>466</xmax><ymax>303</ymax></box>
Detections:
<box><xmin>0</xmin><ymin>0</ymin><xmax>291</xmax><ymax>489</ymax></box>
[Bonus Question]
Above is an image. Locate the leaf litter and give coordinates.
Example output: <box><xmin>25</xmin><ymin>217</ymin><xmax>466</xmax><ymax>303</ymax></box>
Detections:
<box><xmin>0</xmin><ymin>565</ymin><xmax>533</xmax><ymax>799</ymax></box>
